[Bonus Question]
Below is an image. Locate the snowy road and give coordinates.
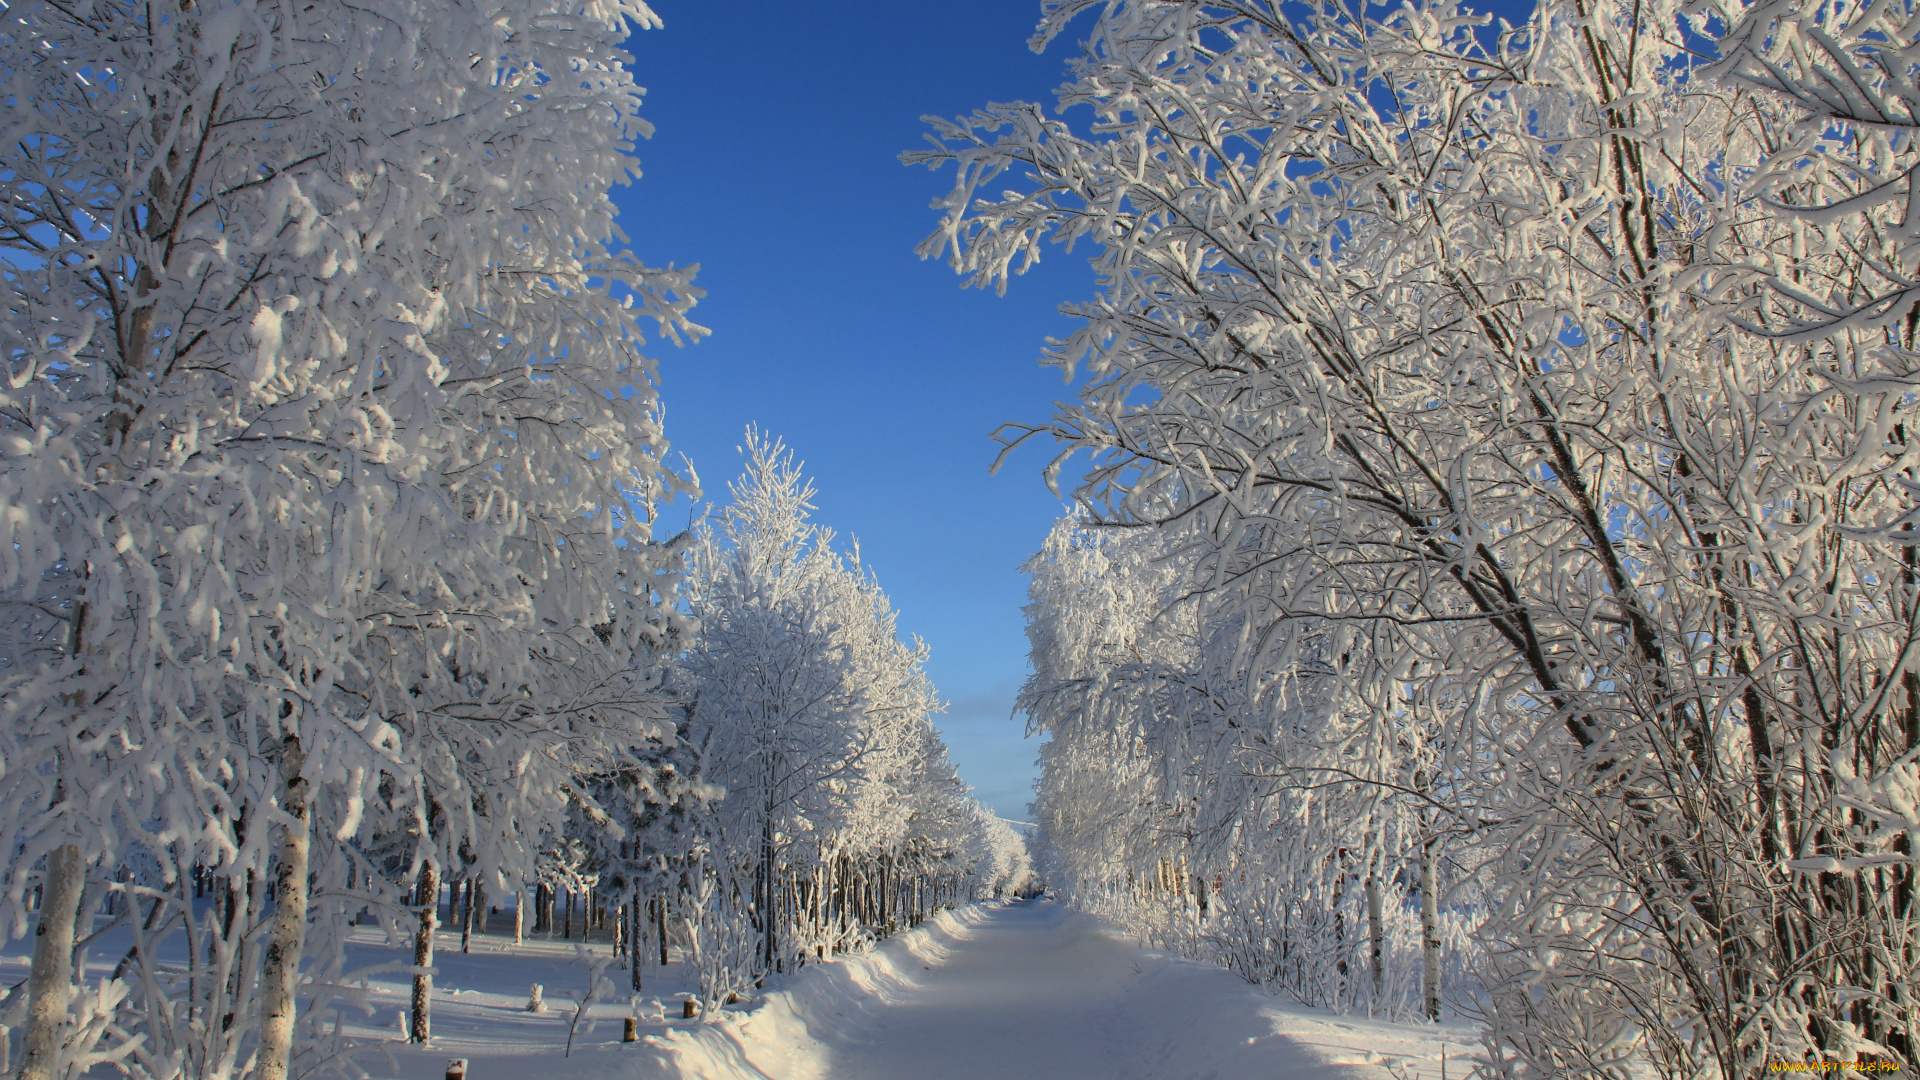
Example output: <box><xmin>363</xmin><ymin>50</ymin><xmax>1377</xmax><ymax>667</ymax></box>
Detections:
<box><xmin>822</xmin><ymin>900</ymin><xmax>1148</xmax><ymax>1079</ymax></box>
<box><xmin>807</xmin><ymin>901</ymin><xmax>1430</xmax><ymax>1080</ymax></box>
<box><xmin>642</xmin><ymin>901</ymin><xmax>1462</xmax><ymax>1080</ymax></box>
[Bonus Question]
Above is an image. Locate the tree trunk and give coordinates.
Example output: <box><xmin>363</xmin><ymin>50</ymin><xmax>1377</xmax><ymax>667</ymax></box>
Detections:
<box><xmin>460</xmin><ymin>877</ymin><xmax>474</xmax><ymax>954</ymax></box>
<box><xmin>657</xmin><ymin>894</ymin><xmax>669</xmax><ymax>966</ymax></box>
<box><xmin>563</xmin><ymin>888</ymin><xmax>573</xmax><ymax>940</ymax></box>
<box><xmin>257</xmin><ymin>737</ymin><xmax>312</xmax><ymax>1080</ymax></box>
<box><xmin>17</xmin><ymin>844</ymin><xmax>87</xmax><ymax>1080</ymax></box>
<box><xmin>514</xmin><ymin>888</ymin><xmax>525</xmax><ymax>946</ymax></box>
<box><xmin>219</xmin><ymin>867</ymin><xmax>262</xmax><ymax>1035</ymax></box>
<box><xmin>1332</xmin><ymin>861</ymin><xmax>1349</xmax><ymax>1004</ymax></box>
<box><xmin>759</xmin><ymin>811</ymin><xmax>777</xmax><ymax>971</ymax></box>
<box><xmin>630</xmin><ymin>896</ymin><xmax>643</xmax><ymax>991</ymax></box>
<box><xmin>1365</xmin><ymin>872</ymin><xmax>1385</xmax><ymax>1006</ymax></box>
<box><xmin>411</xmin><ymin>862</ymin><xmax>440</xmax><ymax>1044</ymax></box>
<box><xmin>1420</xmin><ymin>827</ymin><xmax>1441</xmax><ymax>1023</ymax></box>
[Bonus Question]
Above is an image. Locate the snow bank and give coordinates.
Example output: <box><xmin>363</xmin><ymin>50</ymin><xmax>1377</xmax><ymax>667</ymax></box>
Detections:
<box><xmin>1116</xmin><ymin>951</ymin><xmax>1472</xmax><ymax>1080</ymax></box>
<box><xmin>630</xmin><ymin>905</ymin><xmax>990</xmax><ymax>1080</ymax></box>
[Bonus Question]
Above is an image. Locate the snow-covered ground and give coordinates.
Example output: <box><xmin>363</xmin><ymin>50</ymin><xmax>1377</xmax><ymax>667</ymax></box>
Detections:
<box><xmin>322</xmin><ymin>916</ymin><xmax>698</xmax><ymax>1080</ymax></box>
<box><xmin>2</xmin><ymin>900</ymin><xmax>1476</xmax><ymax>1079</ymax></box>
<box><xmin>643</xmin><ymin>899</ymin><xmax>1476</xmax><ymax>1080</ymax></box>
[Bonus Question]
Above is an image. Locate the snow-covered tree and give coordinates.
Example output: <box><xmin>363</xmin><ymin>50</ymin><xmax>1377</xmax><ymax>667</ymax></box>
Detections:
<box><xmin>925</xmin><ymin>0</ymin><xmax>1920</xmax><ymax>1072</ymax></box>
<box><xmin>678</xmin><ymin>432</ymin><xmax>1001</xmax><ymax>1004</ymax></box>
<box><xmin>962</xmin><ymin>806</ymin><xmax>1034</xmax><ymax>901</ymax></box>
<box><xmin>0</xmin><ymin>0</ymin><xmax>701</xmax><ymax>1074</ymax></box>
<box><xmin>1018</xmin><ymin>515</ymin><xmax>1480</xmax><ymax>1017</ymax></box>
<box><xmin>561</xmin><ymin>724</ymin><xmax>716</xmax><ymax>991</ymax></box>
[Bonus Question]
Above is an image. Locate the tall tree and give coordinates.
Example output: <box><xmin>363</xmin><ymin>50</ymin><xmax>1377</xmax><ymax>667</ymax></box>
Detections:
<box><xmin>0</xmin><ymin>0</ymin><xmax>701</xmax><ymax>1073</ymax></box>
<box><xmin>925</xmin><ymin>0</ymin><xmax>1920</xmax><ymax>1071</ymax></box>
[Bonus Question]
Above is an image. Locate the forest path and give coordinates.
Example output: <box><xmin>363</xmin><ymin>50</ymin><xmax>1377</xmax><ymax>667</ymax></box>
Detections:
<box><xmin>821</xmin><ymin>900</ymin><xmax>1139</xmax><ymax>1079</ymax></box>
<box><xmin>643</xmin><ymin>901</ymin><xmax>1460</xmax><ymax>1080</ymax></box>
<box><xmin>816</xmin><ymin>900</ymin><xmax>1353</xmax><ymax>1080</ymax></box>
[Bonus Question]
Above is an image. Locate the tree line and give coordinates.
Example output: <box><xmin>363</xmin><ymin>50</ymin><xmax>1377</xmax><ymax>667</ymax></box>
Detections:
<box><xmin>0</xmin><ymin>3</ymin><xmax>1026</xmax><ymax>1079</ymax></box>
<box><xmin>917</xmin><ymin>0</ymin><xmax>1920</xmax><ymax>1075</ymax></box>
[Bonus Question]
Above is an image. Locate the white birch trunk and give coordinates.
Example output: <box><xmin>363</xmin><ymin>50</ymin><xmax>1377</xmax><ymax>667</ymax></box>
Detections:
<box><xmin>257</xmin><ymin>737</ymin><xmax>311</xmax><ymax>1080</ymax></box>
<box><xmin>1420</xmin><ymin>831</ymin><xmax>1440</xmax><ymax>1022</ymax></box>
<box><xmin>410</xmin><ymin>863</ymin><xmax>439</xmax><ymax>1045</ymax></box>
<box><xmin>17</xmin><ymin>843</ymin><xmax>86</xmax><ymax>1080</ymax></box>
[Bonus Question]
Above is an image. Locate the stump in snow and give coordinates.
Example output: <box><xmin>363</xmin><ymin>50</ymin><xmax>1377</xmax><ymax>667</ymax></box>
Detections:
<box><xmin>445</xmin><ymin>1059</ymin><xmax>468</xmax><ymax>1080</ymax></box>
<box><xmin>682</xmin><ymin>998</ymin><xmax>697</xmax><ymax>1019</ymax></box>
<box><xmin>526</xmin><ymin>984</ymin><xmax>546</xmax><ymax>1013</ymax></box>
<box><xmin>623</xmin><ymin>1017</ymin><xmax>638</xmax><ymax>1042</ymax></box>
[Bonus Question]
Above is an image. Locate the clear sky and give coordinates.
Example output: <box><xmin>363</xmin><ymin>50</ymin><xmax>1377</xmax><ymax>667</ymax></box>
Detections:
<box><xmin>615</xmin><ymin>1</ymin><xmax>1101</xmax><ymax>823</ymax></box>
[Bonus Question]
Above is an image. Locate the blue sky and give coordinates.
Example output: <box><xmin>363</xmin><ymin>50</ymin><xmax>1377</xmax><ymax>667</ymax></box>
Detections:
<box><xmin>616</xmin><ymin>1</ymin><xmax>1100</xmax><ymax>823</ymax></box>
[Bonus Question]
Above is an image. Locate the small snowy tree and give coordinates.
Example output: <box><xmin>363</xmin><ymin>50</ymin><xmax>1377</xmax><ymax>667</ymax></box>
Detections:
<box><xmin>563</xmin><ymin>726</ymin><xmax>716</xmax><ymax>990</ymax></box>
<box><xmin>962</xmin><ymin>806</ymin><xmax>1033</xmax><ymax>901</ymax></box>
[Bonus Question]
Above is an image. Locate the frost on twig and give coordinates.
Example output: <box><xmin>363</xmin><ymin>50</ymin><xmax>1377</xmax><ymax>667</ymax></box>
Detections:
<box><xmin>562</xmin><ymin>947</ymin><xmax>617</xmax><ymax>1059</ymax></box>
